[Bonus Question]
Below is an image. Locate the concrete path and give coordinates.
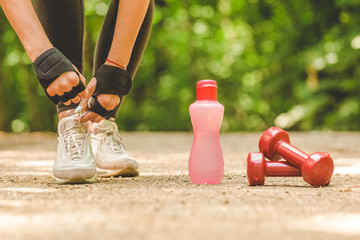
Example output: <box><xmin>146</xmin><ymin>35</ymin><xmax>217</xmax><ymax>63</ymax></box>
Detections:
<box><xmin>0</xmin><ymin>131</ymin><xmax>359</xmax><ymax>240</ymax></box>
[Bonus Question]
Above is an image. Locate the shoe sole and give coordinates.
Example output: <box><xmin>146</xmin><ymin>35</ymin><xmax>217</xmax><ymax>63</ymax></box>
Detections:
<box><xmin>96</xmin><ymin>166</ymin><xmax>139</xmax><ymax>178</ymax></box>
<box><xmin>52</xmin><ymin>168</ymin><xmax>97</xmax><ymax>184</ymax></box>
<box><xmin>52</xmin><ymin>174</ymin><xmax>97</xmax><ymax>184</ymax></box>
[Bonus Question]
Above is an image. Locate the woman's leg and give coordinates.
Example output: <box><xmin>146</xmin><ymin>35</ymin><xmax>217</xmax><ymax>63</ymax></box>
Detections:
<box><xmin>93</xmin><ymin>0</ymin><xmax>154</xmax><ymax>118</ymax></box>
<box><xmin>31</xmin><ymin>0</ymin><xmax>97</xmax><ymax>184</ymax></box>
<box><xmin>33</xmin><ymin>0</ymin><xmax>85</xmax><ymax>113</ymax></box>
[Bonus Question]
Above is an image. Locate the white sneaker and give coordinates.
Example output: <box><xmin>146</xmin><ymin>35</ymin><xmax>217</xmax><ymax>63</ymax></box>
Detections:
<box><xmin>53</xmin><ymin>116</ymin><xmax>97</xmax><ymax>184</ymax></box>
<box><xmin>91</xmin><ymin>119</ymin><xmax>139</xmax><ymax>177</ymax></box>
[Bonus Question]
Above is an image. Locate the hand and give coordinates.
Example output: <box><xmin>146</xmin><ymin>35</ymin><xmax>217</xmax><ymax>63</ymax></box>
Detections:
<box><xmin>79</xmin><ymin>77</ymin><xmax>120</xmax><ymax>123</ymax></box>
<box><xmin>46</xmin><ymin>65</ymin><xmax>88</xmax><ymax>105</ymax></box>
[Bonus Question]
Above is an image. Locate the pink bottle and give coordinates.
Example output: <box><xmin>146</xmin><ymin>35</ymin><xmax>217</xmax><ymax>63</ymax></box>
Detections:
<box><xmin>189</xmin><ymin>80</ymin><xmax>224</xmax><ymax>184</ymax></box>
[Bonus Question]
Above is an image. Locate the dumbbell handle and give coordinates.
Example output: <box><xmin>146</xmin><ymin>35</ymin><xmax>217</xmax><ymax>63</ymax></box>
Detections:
<box><xmin>276</xmin><ymin>141</ymin><xmax>309</xmax><ymax>169</ymax></box>
<box><xmin>266</xmin><ymin>161</ymin><xmax>301</xmax><ymax>176</ymax></box>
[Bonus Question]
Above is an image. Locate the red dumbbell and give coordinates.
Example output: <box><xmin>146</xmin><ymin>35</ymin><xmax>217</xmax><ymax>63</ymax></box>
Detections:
<box><xmin>259</xmin><ymin>127</ymin><xmax>334</xmax><ymax>187</ymax></box>
<box><xmin>247</xmin><ymin>152</ymin><xmax>301</xmax><ymax>186</ymax></box>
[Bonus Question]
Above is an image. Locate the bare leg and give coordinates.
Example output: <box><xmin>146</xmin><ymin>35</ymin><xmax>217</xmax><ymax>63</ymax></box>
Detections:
<box><xmin>93</xmin><ymin>0</ymin><xmax>154</xmax><ymax>75</ymax></box>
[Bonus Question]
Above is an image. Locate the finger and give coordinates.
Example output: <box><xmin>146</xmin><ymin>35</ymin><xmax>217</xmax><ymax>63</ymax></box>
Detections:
<box><xmin>81</xmin><ymin>78</ymin><xmax>97</xmax><ymax>111</ymax></box>
<box><xmin>71</xmin><ymin>96</ymin><xmax>81</xmax><ymax>104</ymax></box>
<box><xmin>59</xmin><ymin>93</ymin><xmax>70</xmax><ymax>103</ymax></box>
<box><xmin>81</xmin><ymin>97</ymin><xmax>89</xmax><ymax>113</ymax></box>
<box><xmin>46</xmin><ymin>77</ymin><xmax>61</xmax><ymax>96</ymax></box>
<box><xmin>72</xmin><ymin>65</ymin><xmax>87</xmax><ymax>86</ymax></box>
<box><xmin>67</xmin><ymin>72</ymin><xmax>80</xmax><ymax>87</ymax></box>
<box><xmin>80</xmin><ymin>111</ymin><xmax>99</xmax><ymax>123</ymax></box>
<box><xmin>72</xmin><ymin>65</ymin><xmax>80</xmax><ymax>74</ymax></box>
<box><xmin>84</xmin><ymin>96</ymin><xmax>95</xmax><ymax>111</ymax></box>
<box><xmin>63</xmin><ymin>100</ymin><xmax>72</xmax><ymax>106</ymax></box>
<box><xmin>77</xmin><ymin>88</ymin><xmax>88</xmax><ymax>100</ymax></box>
<box><xmin>46</xmin><ymin>83</ymin><xmax>59</xmax><ymax>97</ymax></box>
<box><xmin>75</xmin><ymin>82</ymin><xmax>88</xmax><ymax>100</ymax></box>
<box><xmin>47</xmin><ymin>74</ymin><xmax>72</xmax><ymax>96</ymax></box>
<box><xmin>87</xmin><ymin>77</ymin><xmax>97</xmax><ymax>95</ymax></box>
<box><xmin>77</xmin><ymin>76</ymin><xmax>88</xmax><ymax>99</ymax></box>
<box><xmin>78</xmin><ymin>76</ymin><xmax>96</xmax><ymax>100</ymax></box>
<box><xmin>66</xmin><ymin>89</ymin><xmax>78</xmax><ymax>100</ymax></box>
<box><xmin>78</xmin><ymin>71</ymin><xmax>87</xmax><ymax>85</ymax></box>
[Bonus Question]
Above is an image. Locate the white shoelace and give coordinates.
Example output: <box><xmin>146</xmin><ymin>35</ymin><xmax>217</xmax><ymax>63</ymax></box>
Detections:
<box><xmin>62</xmin><ymin>112</ymin><xmax>89</xmax><ymax>159</ymax></box>
<box><xmin>62</xmin><ymin>122</ymin><xmax>87</xmax><ymax>159</ymax></box>
<box><xmin>99</xmin><ymin>129</ymin><xmax>125</xmax><ymax>153</ymax></box>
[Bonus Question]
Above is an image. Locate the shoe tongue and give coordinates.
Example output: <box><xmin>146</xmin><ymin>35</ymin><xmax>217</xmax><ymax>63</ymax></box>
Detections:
<box><xmin>59</xmin><ymin>116</ymin><xmax>88</xmax><ymax>133</ymax></box>
<box><xmin>93</xmin><ymin>120</ymin><xmax>117</xmax><ymax>134</ymax></box>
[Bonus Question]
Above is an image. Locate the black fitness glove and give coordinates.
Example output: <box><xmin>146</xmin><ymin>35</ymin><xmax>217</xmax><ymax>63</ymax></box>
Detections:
<box><xmin>33</xmin><ymin>48</ymin><xmax>86</xmax><ymax>104</ymax></box>
<box><xmin>88</xmin><ymin>64</ymin><xmax>132</xmax><ymax>119</ymax></box>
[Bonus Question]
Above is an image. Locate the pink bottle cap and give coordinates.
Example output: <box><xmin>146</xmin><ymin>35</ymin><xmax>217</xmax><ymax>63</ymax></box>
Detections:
<box><xmin>196</xmin><ymin>80</ymin><xmax>217</xmax><ymax>101</ymax></box>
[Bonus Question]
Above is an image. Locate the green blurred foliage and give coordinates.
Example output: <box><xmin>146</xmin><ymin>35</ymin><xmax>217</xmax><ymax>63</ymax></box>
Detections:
<box><xmin>1</xmin><ymin>0</ymin><xmax>360</xmax><ymax>132</ymax></box>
